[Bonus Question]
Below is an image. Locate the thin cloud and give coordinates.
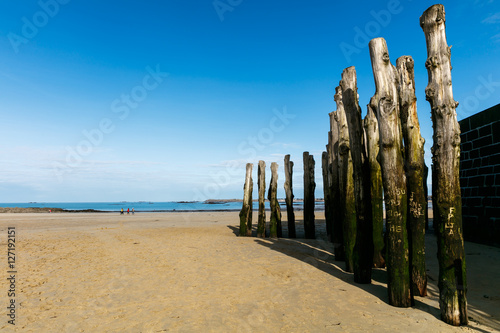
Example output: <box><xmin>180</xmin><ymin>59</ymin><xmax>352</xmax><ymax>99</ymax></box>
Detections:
<box><xmin>482</xmin><ymin>12</ymin><xmax>500</xmax><ymax>24</ymax></box>
<box><xmin>492</xmin><ymin>33</ymin><xmax>500</xmax><ymax>43</ymax></box>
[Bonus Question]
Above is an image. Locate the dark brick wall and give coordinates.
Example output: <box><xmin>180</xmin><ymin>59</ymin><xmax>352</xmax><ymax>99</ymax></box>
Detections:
<box><xmin>459</xmin><ymin>103</ymin><xmax>500</xmax><ymax>246</ymax></box>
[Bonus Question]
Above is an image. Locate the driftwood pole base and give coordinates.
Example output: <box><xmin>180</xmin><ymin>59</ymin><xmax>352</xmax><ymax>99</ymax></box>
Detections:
<box><xmin>421</xmin><ymin>4</ymin><xmax>467</xmax><ymax>325</ymax></box>
<box><xmin>303</xmin><ymin>152</ymin><xmax>316</xmax><ymax>239</ymax></box>
<box><xmin>369</xmin><ymin>37</ymin><xmax>411</xmax><ymax>307</ymax></box>
<box><xmin>257</xmin><ymin>160</ymin><xmax>266</xmax><ymax>238</ymax></box>
<box><xmin>284</xmin><ymin>155</ymin><xmax>296</xmax><ymax>238</ymax></box>
<box><xmin>239</xmin><ymin>163</ymin><xmax>253</xmax><ymax>237</ymax></box>
<box><xmin>268</xmin><ymin>162</ymin><xmax>282</xmax><ymax>238</ymax></box>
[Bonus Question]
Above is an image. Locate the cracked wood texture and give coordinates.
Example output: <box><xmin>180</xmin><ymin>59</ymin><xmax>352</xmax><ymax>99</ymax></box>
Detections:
<box><xmin>364</xmin><ymin>105</ymin><xmax>385</xmax><ymax>269</ymax></box>
<box><xmin>284</xmin><ymin>154</ymin><xmax>296</xmax><ymax>238</ymax></box>
<box><xmin>257</xmin><ymin>160</ymin><xmax>266</xmax><ymax>238</ymax></box>
<box><xmin>397</xmin><ymin>55</ymin><xmax>428</xmax><ymax>298</ymax></box>
<box><xmin>341</xmin><ymin>66</ymin><xmax>373</xmax><ymax>284</ymax></box>
<box><xmin>420</xmin><ymin>4</ymin><xmax>467</xmax><ymax>326</ymax></box>
<box><xmin>303</xmin><ymin>152</ymin><xmax>316</xmax><ymax>239</ymax></box>
<box><xmin>268</xmin><ymin>162</ymin><xmax>282</xmax><ymax>238</ymax></box>
<box><xmin>335</xmin><ymin>86</ymin><xmax>356</xmax><ymax>272</ymax></box>
<box><xmin>239</xmin><ymin>163</ymin><xmax>253</xmax><ymax>237</ymax></box>
<box><xmin>369</xmin><ymin>37</ymin><xmax>411</xmax><ymax>307</ymax></box>
<box><xmin>329</xmin><ymin>111</ymin><xmax>345</xmax><ymax>261</ymax></box>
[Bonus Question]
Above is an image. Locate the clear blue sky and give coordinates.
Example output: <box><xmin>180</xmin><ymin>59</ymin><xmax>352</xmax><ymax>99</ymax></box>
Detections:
<box><xmin>0</xmin><ymin>0</ymin><xmax>499</xmax><ymax>202</ymax></box>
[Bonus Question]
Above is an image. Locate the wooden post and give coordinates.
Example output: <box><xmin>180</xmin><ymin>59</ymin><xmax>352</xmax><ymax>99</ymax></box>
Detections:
<box><xmin>368</xmin><ymin>37</ymin><xmax>411</xmax><ymax>307</ymax></box>
<box><xmin>329</xmin><ymin>111</ymin><xmax>345</xmax><ymax>261</ymax></box>
<box><xmin>364</xmin><ymin>105</ymin><xmax>385</xmax><ymax>268</ymax></box>
<box><xmin>335</xmin><ymin>86</ymin><xmax>356</xmax><ymax>272</ymax></box>
<box><xmin>420</xmin><ymin>4</ymin><xmax>467</xmax><ymax>325</ymax></box>
<box><xmin>303</xmin><ymin>152</ymin><xmax>316</xmax><ymax>239</ymax></box>
<box><xmin>268</xmin><ymin>162</ymin><xmax>282</xmax><ymax>238</ymax></box>
<box><xmin>397</xmin><ymin>55</ymin><xmax>428</xmax><ymax>297</ymax></box>
<box><xmin>341</xmin><ymin>66</ymin><xmax>373</xmax><ymax>284</ymax></box>
<box><xmin>239</xmin><ymin>163</ymin><xmax>253</xmax><ymax>237</ymax></box>
<box><xmin>284</xmin><ymin>154</ymin><xmax>296</xmax><ymax>238</ymax></box>
<box><xmin>257</xmin><ymin>160</ymin><xmax>266</xmax><ymax>238</ymax></box>
<box><xmin>322</xmin><ymin>151</ymin><xmax>333</xmax><ymax>239</ymax></box>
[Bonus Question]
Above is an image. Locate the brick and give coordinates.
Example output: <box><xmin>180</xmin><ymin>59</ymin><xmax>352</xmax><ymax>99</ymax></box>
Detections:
<box><xmin>473</xmin><ymin>159</ymin><xmax>481</xmax><ymax>168</ymax></box>
<box><xmin>485</xmin><ymin>207</ymin><xmax>500</xmax><ymax>219</ymax></box>
<box><xmin>473</xmin><ymin>136</ymin><xmax>493</xmax><ymax>149</ymax></box>
<box><xmin>486</xmin><ymin>174</ymin><xmax>495</xmax><ymax>185</ymax></box>
<box><xmin>478</xmin><ymin>186</ymin><xmax>495</xmax><ymax>197</ymax></box>
<box><xmin>470</xmin><ymin>175</ymin><xmax>485</xmax><ymax>187</ymax></box>
<box><xmin>488</xmin><ymin>153</ymin><xmax>500</xmax><ymax>166</ymax></box>
<box><xmin>462</xmin><ymin>141</ymin><xmax>473</xmax><ymax>152</ymax></box>
<box><xmin>480</xmin><ymin>143</ymin><xmax>500</xmax><ymax>157</ymax></box>
<box><xmin>496</xmin><ymin>175</ymin><xmax>500</xmax><ymax>186</ymax></box>
<box><xmin>465</xmin><ymin>168</ymin><xmax>478</xmax><ymax>177</ymax></box>
<box><xmin>492</xmin><ymin>121</ymin><xmax>500</xmax><ymax>143</ymax></box>
<box><xmin>472</xmin><ymin>187</ymin><xmax>479</xmax><ymax>196</ymax></box>
<box><xmin>495</xmin><ymin>165</ymin><xmax>500</xmax><ymax>174</ymax></box>
<box><xmin>491</xmin><ymin>197</ymin><xmax>500</xmax><ymax>207</ymax></box>
<box><xmin>478</xmin><ymin>166</ymin><xmax>494</xmax><ymax>175</ymax></box>
<box><xmin>460</xmin><ymin>177</ymin><xmax>469</xmax><ymax>188</ymax></box>
<box><xmin>470</xmin><ymin>149</ymin><xmax>480</xmax><ymax>159</ymax></box>
<box><xmin>479</xmin><ymin>124</ymin><xmax>492</xmax><ymax>137</ymax></box>
<box><xmin>459</xmin><ymin>118</ymin><xmax>471</xmax><ymax>133</ymax></box>
<box><xmin>461</xmin><ymin>160</ymin><xmax>473</xmax><ymax>170</ymax></box>
<box><xmin>468</xmin><ymin>129</ymin><xmax>479</xmax><ymax>141</ymax></box>
<box><xmin>468</xmin><ymin>197</ymin><xmax>482</xmax><ymax>207</ymax></box>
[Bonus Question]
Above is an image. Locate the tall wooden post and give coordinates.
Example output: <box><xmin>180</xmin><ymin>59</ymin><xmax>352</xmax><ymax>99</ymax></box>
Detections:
<box><xmin>341</xmin><ymin>66</ymin><xmax>373</xmax><ymax>284</ymax></box>
<box><xmin>257</xmin><ymin>160</ymin><xmax>266</xmax><ymax>238</ymax></box>
<box><xmin>322</xmin><ymin>151</ymin><xmax>333</xmax><ymax>239</ymax></box>
<box><xmin>369</xmin><ymin>37</ymin><xmax>411</xmax><ymax>307</ymax></box>
<box><xmin>239</xmin><ymin>163</ymin><xmax>253</xmax><ymax>237</ymax></box>
<box><xmin>421</xmin><ymin>4</ymin><xmax>467</xmax><ymax>325</ymax></box>
<box><xmin>364</xmin><ymin>105</ymin><xmax>385</xmax><ymax>268</ymax></box>
<box><xmin>397</xmin><ymin>55</ymin><xmax>428</xmax><ymax>297</ymax></box>
<box><xmin>335</xmin><ymin>86</ymin><xmax>356</xmax><ymax>272</ymax></box>
<box><xmin>329</xmin><ymin>111</ymin><xmax>344</xmax><ymax>260</ymax></box>
<box><xmin>303</xmin><ymin>152</ymin><xmax>316</xmax><ymax>239</ymax></box>
<box><xmin>284</xmin><ymin>155</ymin><xmax>296</xmax><ymax>238</ymax></box>
<box><xmin>268</xmin><ymin>162</ymin><xmax>282</xmax><ymax>238</ymax></box>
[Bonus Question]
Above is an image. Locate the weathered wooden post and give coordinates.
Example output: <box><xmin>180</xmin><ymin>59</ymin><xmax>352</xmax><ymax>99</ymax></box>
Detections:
<box><xmin>284</xmin><ymin>154</ymin><xmax>296</xmax><ymax>238</ymax></box>
<box><xmin>268</xmin><ymin>162</ymin><xmax>282</xmax><ymax>238</ymax></box>
<box><xmin>421</xmin><ymin>4</ymin><xmax>467</xmax><ymax>325</ymax></box>
<box><xmin>335</xmin><ymin>86</ymin><xmax>356</xmax><ymax>272</ymax></box>
<box><xmin>369</xmin><ymin>37</ymin><xmax>411</xmax><ymax>307</ymax></box>
<box><xmin>257</xmin><ymin>160</ymin><xmax>266</xmax><ymax>238</ymax></box>
<box><xmin>341</xmin><ymin>66</ymin><xmax>373</xmax><ymax>284</ymax></box>
<box><xmin>397</xmin><ymin>55</ymin><xmax>428</xmax><ymax>297</ymax></box>
<box><xmin>322</xmin><ymin>151</ymin><xmax>333</xmax><ymax>239</ymax></box>
<box><xmin>329</xmin><ymin>111</ymin><xmax>345</xmax><ymax>261</ymax></box>
<box><xmin>239</xmin><ymin>163</ymin><xmax>253</xmax><ymax>237</ymax></box>
<box><xmin>364</xmin><ymin>105</ymin><xmax>385</xmax><ymax>268</ymax></box>
<box><xmin>303</xmin><ymin>152</ymin><xmax>316</xmax><ymax>239</ymax></box>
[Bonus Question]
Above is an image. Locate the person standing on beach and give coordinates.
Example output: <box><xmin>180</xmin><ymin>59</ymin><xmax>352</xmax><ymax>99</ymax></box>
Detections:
<box><xmin>127</xmin><ymin>208</ymin><xmax>130</xmax><ymax>214</ymax></box>
<box><xmin>132</xmin><ymin>208</ymin><xmax>135</xmax><ymax>214</ymax></box>
<box><xmin>120</xmin><ymin>208</ymin><xmax>124</xmax><ymax>215</ymax></box>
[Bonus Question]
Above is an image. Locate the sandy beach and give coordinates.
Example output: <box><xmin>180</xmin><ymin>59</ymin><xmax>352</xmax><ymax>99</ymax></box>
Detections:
<box><xmin>1</xmin><ymin>211</ymin><xmax>499</xmax><ymax>332</ymax></box>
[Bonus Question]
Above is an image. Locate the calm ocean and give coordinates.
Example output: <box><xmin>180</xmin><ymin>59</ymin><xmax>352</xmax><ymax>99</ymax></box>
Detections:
<box><xmin>0</xmin><ymin>201</ymin><xmax>319</xmax><ymax>212</ymax></box>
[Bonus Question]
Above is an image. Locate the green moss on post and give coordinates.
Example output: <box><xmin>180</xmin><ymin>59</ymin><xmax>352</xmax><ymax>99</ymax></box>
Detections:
<box><xmin>364</xmin><ymin>105</ymin><xmax>385</xmax><ymax>268</ymax></box>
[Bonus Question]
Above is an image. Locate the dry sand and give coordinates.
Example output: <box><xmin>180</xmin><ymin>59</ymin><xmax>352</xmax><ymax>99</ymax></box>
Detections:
<box><xmin>0</xmin><ymin>211</ymin><xmax>499</xmax><ymax>332</ymax></box>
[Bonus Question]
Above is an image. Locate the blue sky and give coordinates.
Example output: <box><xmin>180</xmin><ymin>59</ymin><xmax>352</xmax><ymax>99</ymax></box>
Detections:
<box><xmin>0</xmin><ymin>0</ymin><xmax>499</xmax><ymax>202</ymax></box>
